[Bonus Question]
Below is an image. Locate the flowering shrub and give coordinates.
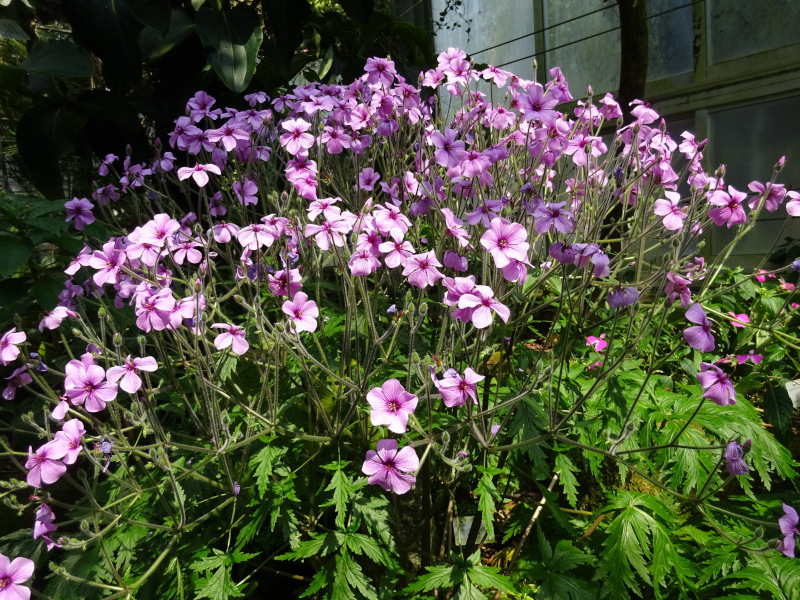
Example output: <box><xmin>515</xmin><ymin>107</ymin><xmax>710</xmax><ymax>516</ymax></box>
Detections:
<box><xmin>1</xmin><ymin>48</ymin><xmax>799</xmax><ymax>599</ymax></box>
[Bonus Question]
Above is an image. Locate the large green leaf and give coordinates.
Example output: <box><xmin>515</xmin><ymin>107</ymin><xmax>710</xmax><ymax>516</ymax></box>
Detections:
<box><xmin>0</xmin><ymin>234</ymin><xmax>34</xmax><ymax>277</ymax></box>
<box><xmin>128</xmin><ymin>0</ymin><xmax>171</xmax><ymax>33</ymax></box>
<box><xmin>138</xmin><ymin>8</ymin><xmax>195</xmax><ymax>61</ymax></box>
<box><xmin>763</xmin><ymin>384</ymin><xmax>794</xmax><ymax>443</ymax></box>
<box><xmin>196</xmin><ymin>5</ymin><xmax>263</xmax><ymax>93</ymax></box>
<box><xmin>18</xmin><ymin>40</ymin><xmax>94</xmax><ymax>78</ymax></box>
<box><xmin>261</xmin><ymin>0</ymin><xmax>311</xmax><ymax>63</ymax></box>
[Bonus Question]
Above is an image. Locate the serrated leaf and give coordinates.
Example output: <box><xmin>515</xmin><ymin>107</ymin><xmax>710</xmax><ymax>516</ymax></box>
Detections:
<box><xmin>248</xmin><ymin>442</ymin><xmax>286</xmax><ymax>498</ymax></box>
<box><xmin>468</xmin><ymin>564</ymin><xmax>514</xmax><ymax>592</ymax></box>
<box><xmin>555</xmin><ymin>454</ymin><xmax>580</xmax><ymax>508</ymax></box>
<box><xmin>337</xmin><ymin>550</ymin><xmax>377</xmax><ymax>600</ymax></box>
<box><xmin>190</xmin><ymin>549</ymin><xmax>229</xmax><ymax>572</ymax></box>
<box><xmin>404</xmin><ymin>564</ymin><xmax>460</xmax><ymax>593</ymax></box>
<box><xmin>195</xmin><ymin>563</ymin><xmax>244</xmax><ymax>600</ymax></box>
<box><xmin>476</xmin><ymin>471</ymin><xmax>500</xmax><ymax>543</ymax></box>
<box><xmin>323</xmin><ymin>468</ymin><xmax>358</xmax><ymax>528</ymax></box>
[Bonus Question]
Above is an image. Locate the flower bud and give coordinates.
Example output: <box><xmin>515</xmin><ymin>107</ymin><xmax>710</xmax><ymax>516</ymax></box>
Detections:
<box><xmin>412</xmin><ymin>351</ymin><xmax>420</xmax><ymax>364</ymax></box>
<box><xmin>113</xmin><ymin>332</ymin><xmax>122</xmax><ymax>346</ymax></box>
<box><xmin>753</xmin><ymin>526</ymin><xmax>764</xmax><ymax>539</ymax></box>
<box><xmin>418</xmin><ymin>302</ymin><xmax>428</xmax><ymax>317</ymax></box>
<box><xmin>775</xmin><ymin>155</ymin><xmax>786</xmax><ymax>172</ymax></box>
<box><xmin>98</xmin><ymin>307</ymin><xmax>106</xmax><ymax>318</ymax></box>
<box><xmin>13</xmin><ymin>314</ymin><xmax>22</xmax><ymax>327</ymax></box>
<box><xmin>155</xmin><ymin>137</ymin><xmax>162</xmax><ymax>150</ymax></box>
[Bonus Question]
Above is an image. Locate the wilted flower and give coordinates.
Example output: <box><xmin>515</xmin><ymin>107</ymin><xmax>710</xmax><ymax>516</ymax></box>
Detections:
<box><xmin>683</xmin><ymin>304</ymin><xmax>715</xmax><ymax>352</ymax></box>
<box><xmin>607</xmin><ymin>286</ymin><xmax>639</xmax><ymax>308</ymax></box>
<box><xmin>696</xmin><ymin>362</ymin><xmax>736</xmax><ymax>406</ymax></box>
<box><xmin>3</xmin><ymin>366</ymin><xmax>31</xmax><ymax>401</ymax></box>
<box><xmin>34</xmin><ymin>504</ymin><xmax>59</xmax><ymax>551</ymax></box>
<box><xmin>724</xmin><ymin>441</ymin><xmax>749</xmax><ymax>475</ymax></box>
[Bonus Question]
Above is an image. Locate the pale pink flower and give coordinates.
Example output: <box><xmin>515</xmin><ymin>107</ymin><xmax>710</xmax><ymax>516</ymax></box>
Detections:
<box><xmin>25</xmin><ymin>441</ymin><xmax>67</xmax><ymax>488</ymax></box>
<box><xmin>64</xmin><ymin>353</ymin><xmax>118</xmax><ymax>412</ymax></box>
<box><xmin>0</xmin><ymin>553</ymin><xmax>34</xmax><ymax>599</ymax></box>
<box><xmin>38</xmin><ymin>306</ymin><xmax>77</xmax><ymax>332</ymax></box>
<box><xmin>366</xmin><ymin>379</ymin><xmax>418</xmax><ymax>434</ymax></box>
<box><xmin>653</xmin><ymin>191</ymin><xmax>687</xmax><ymax>231</ymax></box>
<box><xmin>0</xmin><ymin>328</ymin><xmax>25</xmax><ymax>365</ymax></box>
<box><xmin>279</xmin><ymin>118</ymin><xmax>315</xmax><ymax>155</ymax></box>
<box><xmin>481</xmin><ymin>217</ymin><xmax>529</xmax><ymax>268</ymax></box>
<box><xmin>402</xmin><ymin>252</ymin><xmax>443</xmax><ymax>289</ymax></box>
<box><xmin>457</xmin><ymin>285</ymin><xmax>510</xmax><ymax>329</ymax></box>
<box><xmin>433</xmin><ymin>367</ymin><xmax>484</xmax><ymax>408</ymax></box>
<box><xmin>282</xmin><ymin>292</ymin><xmax>319</xmax><ymax>333</ymax></box>
<box><xmin>106</xmin><ymin>356</ymin><xmax>158</xmax><ymax>393</ymax></box>
<box><xmin>211</xmin><ymin>324</ymin><xmax>249</xmax><ymax>355</ymax></box>
<box><xmin>51</xmin><ymin>418</ymin><xmax>85</xmax><ymax>465</ymax></box>
<box><xmin>176</xmin><ymin>163</ymin><xmax>221</xmax><ymax>187</ymax></box>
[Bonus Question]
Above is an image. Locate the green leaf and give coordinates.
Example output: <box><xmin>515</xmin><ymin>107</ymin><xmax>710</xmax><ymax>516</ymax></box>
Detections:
<box><xmin>468</xmin><ymin>564</ymin><xmax>514</xmax><ymax>592</ymax></box>
<box><xmin>18</xmin><ymin>40</ymin><xmax>94</xmax><ymax>78</ymax></box>
<box><xmin>190</xmin><ymin>549</ymin><xmax>230</xmax><ymax>572</ymax></box>
<box><xmin>323</xmin><ymin>468</ymin><xmax>358</xmax><ymax>528</ymax></box>
<box><xmin>138</xmin><ymin>9</ymin><xmax>195</xmax><ymax>61</ymax></box>
<box><xmin>763</xmin><ymin>385</ymin><xmax>794</xmax><ymax>442</ymax></box>
<box><xmin>476</xmin><ymin>469</ymin><xmax>501</xmax><ymax>543</ymax></box>
<box><xmin>0</xmin><ymin>234</ymin><xmax>33</xmax><ymax>277</ymax></box>
<box><xmin>555</xmin><ymin>454</ymin><xmax>580</xmax><ymax>508</ymax></box>
<box><xmin>195</xmin><ymin>563</ymin><xmax>244</xmax><ymax>600</ymax></box>
<box><xmin>336</xmin><ymin>550</ymin><xmax>377</xmax><ymax>600</ymax></box>
<box><xmin>249</xmin><ymin>442</ymin><xmax>287</xmax><ymax>498</ymax></box>
<box><xmin>196</xmin><ymin>5</ymin><xmax>263</xmax><ymax>93</ymax></box>
<box><xmin>217</xmin><ymin>353</ymin><xmax>238</xmax><ymax>383</ymax></box>
<box><xmin>128</xmin><ymin>0</ymin><xmax>171</xmax><ymax>33</ymax></box>
<box><xmin>404</xmin><ymin>564</ymin><xmax>460</xmax><ymax>593</ymax></box>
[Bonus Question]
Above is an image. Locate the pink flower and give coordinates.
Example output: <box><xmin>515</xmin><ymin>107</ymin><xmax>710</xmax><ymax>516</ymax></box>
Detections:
<box><xmin>349</xmin><ymin>249</ymin><xmax>381</xmax><ymax>276</ymax></box>
<box><xmin>0</xmin><ymin>553</ymin><xmax>34</xmax><ymax>599</ymax></box>
<box><xmin>176</xmin><ymin>163</ymin><xmax>221</xmax><ymax>187</ymax></box>
<box><xmin>0</xmin><ymin>328</ymin><xmax>26</xmax><ymax>365</ymax></box>
<box><xmin>64</xmin><ymin>353</ymin><xmax>118</xmax><ymax>412</ymax></box>
<box><xmin>429</xmin><ymin>129</ymin><xmax>467</xmax><ymax>168</ymax></box>
<box><xmin>434</xmin><ymin>367</ymin><xmax>484</xmax><ymax>408</ymax></box>
<box><xmin>683</xmin><ymin>304</ymin><xmax>715</xmax><ymax>352</ymax></box>
<box><xmin>233</xmin><ymin>179</ymin><xmax>258</xmax><ymax>206</ymax></box>
<box><xmin>378</xmin><ymin>230</ymin><xmax>414</xmax><ymax>269</ymax></box>
<box><xmin>25</xmin><ymin>441</ymin><xmax>67</xmax><ymax>488</ymax></box>
<box><xmin>268</xmin><ymin>268</ymin><xmax>302</xmax><ymax>298</ymax></box>
<box><xmin>366</xmin><ymin>379</ymin><xmax>418</xmax><ymax>434</ymax></box>
<box><xmin>533</xmin><ymin>202</ymin><xmax>575</xmax><ymax>235</ymax></box>
<box><xmin>279</xmin><ymin>118</ymin><xmax>315</xmax><ymax>155</ymax></box>
<box><xmin>586</xmin><ymin>334</ymin><xmax>607</xmax><ymax>352</ymax></box>
<box><xmin>480</xmin><ymin>217</ymin><xmax>529</xmax><ymax>269</ymax></box>
<box><xmin>653</xmin><ymin>191</ymin><xmax>687</xmax><ymax>231</ymax></box>
<box><xmin>282</xmin><ymin>292</ymin><xmax>319</xmax><ymax>333</ymax></box>
<box><xmin>736</xmin><ymin>350</ymin><xmax>763</xmax><ymax>365</ymax></box>
<box><xmin>402</xmin><ymin>252</ymin><xmax>443</xmax><ymax>289</ymax></box>
<box><xmin>361</xmin><ymin>439</ymin><xmax>418</xmax><ymax>494</ymax></box>
<box><xmin>364</xmin><ymin>57</ymin><xmax>396</xmax><ymax>88</ymax></box>
<box><xmin>88</xmin><ymin>240</ymin><xmax>126</xmax><ymax>287</ymax></box>
<box><xmin>51</xmin><ymin>418</ymin><xmax>85</xmax><ymax>465</ymax></box>
<box><xmin>728</xmin><ymin>312</ymin><xmax>749</xmax><ymax>328</ymax></box>
<box><xmin>3</xmin><ymin>366</ymin><xmax>31</xmax><ymax>401</ymax></box>
<box><xmin>34</xmin><ymin>504</ymin><xmax>59</xmax><ymax>551</ymax></box>
<box><xmin>358</xmin><ymin>168</ymin><xmax>381</xmax><ymax>191</ymax></box>
<box><xmin>518</xmin><ymin>83</ymin><xmax>559</xmax><ymax>124</ymax></box>
<box><xmin>38</xmin><ymin>306</ymin><xmax>77</xmax><ymax>332</ymax></box>
<box><xmin>457</xmin><ymin>285</ymin><xmax>510</xmax><ymax>329</ymax></box>
<box><xmin>211</xmin><ymin>324</ymin><xmax>249</xmax><ymax>355</ymax></box>
<box><xmin>106</xmin><ymin>356</ymin><xmax>158</xmax><ymax>393</ymax></box>
<box><xmin>708</xmin><ymin>186</ymin><xmax>747</xmax><ymax>228</ymax></box>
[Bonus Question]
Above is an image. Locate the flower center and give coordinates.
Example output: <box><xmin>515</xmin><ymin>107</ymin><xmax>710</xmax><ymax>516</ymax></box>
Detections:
<box><xmin>387</xmin><ymin>400</ymin><xmax>400</xmax><ymax>413</ymax></box>
<box><xmin>0</xmin><ymin>576</ymin><xmax>10</xmax><ymax>590</ymax></box>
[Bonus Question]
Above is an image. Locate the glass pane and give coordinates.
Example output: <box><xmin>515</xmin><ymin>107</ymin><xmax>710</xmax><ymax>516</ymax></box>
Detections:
<box><xmin>708</xmin><ymin>0</ymin><xmax>800</xmax><ymax>64</ymax></box>
<box><xmin>647</xmin><ymin>0</ymin><xmax>693</xmax><ymax>80</ymax></box>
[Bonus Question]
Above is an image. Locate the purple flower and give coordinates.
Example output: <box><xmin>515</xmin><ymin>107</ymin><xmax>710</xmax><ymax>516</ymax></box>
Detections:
<box><xmin>366</xmin><ymin>379</ymin><xmax>418</xmax><ymax>434</ymax></box>
<box><xmin>106</xmin><ymin>356</ymin><xmax>158</xmax><ymax>393</ymax></box>
<box><xmin>51</xmin><ymin>418</ymin><xmax>85</xmax><ymax>465</ymax></box>
<box><xmin>778</xmin><ymin>504</ymin><xmax>799</xmax><ymax>558</ymax></box>
<box><xmin>724</xmin><ymin>441</ymin><xmax>749</xmax><ymax>476</ymax></box>
<box><xmin>0</xmin><ymin>552</ymin><xmax>34</xmax><ymax>599</ymax></box>
<box><xmin>282</xmin><ymin>292</ymin><xmax>319</xmax><ymax>333</ymax></box>
<box><xmin>481</xmin><ymin>218</ymin><xmax>530</xmax><ymax>269</ymax></box>
<box><xmin>736</xmin><ymin>350</ymin><xmax>764</xmax><ymax>365</ymax></box>
<box><xmin>3</xmin><ymin>366</ymin><xmax>31</xmax><ymax>401</ymax></box>
<box><xmin>457</xmin><ymin>285</ymin><xmax>511</xmax><ymax>329</ymax></box>
<box><xmin>708</xmin><ymin>186</ymin><xmax>748</xmax><ymax>228</ymax></box>
<box><xmin>176</xmin><ymin>163</ymin><xmax>221</xmax><ymax>187</ymax></box>
<box><xmin>361</xmin><ymin>439</ymin><xmax>418</xmax><ymax>495</ymax></box>
<box><xmin>25</xmin><ymin>441</ymin><xmax>67</xmax><ymax>488</ymax></box>
<box><xmin>518</xmin><ymin>83</ymin><xmax>559</xmax><ymax>124</ymax></box>
<box><xmin>64</xmin><ymin>197</ymin><xmax>95</xmax><ymax>230</ymax></box>
<box><xmin>533</xmin><ymin>202</ymin><xmax>574</xmax><ymax>235</ymax></box>
<box><xmin>211</xmin><ymin>324</ymin><xmax>249</xmax><ymax>355</ymax></box>
<box><xmin>233</xmin><ymin>179</ymin><xmax>258</xmax><ymax>207</ymax></box>
<box><xmin>434</xmin><ymin>367</ymin><xmax>484</xmax><ymax>408</ymax></box>
<box><xmin>279</xmin><ymin>118</ymin><xmax>315</xmax><ymax>155</ymax></box>
<box><xmin>665</xmin><ymin>272</ymin><xmax>693</xmax><ymax>308</ymax></box>
<box><xmin>653</xmin><ymin>191</ymin><xmax>687</xmax><ymax>231</ymax></box>
<box><xmin>430</xmin><ymin>129</ymin><xmax>467</xmax><ymax>168</ymax></box>
<box><xmin>34</xmin><ymin>504</ymin><xmax>59</xmax><ymax>551</ymax></box>
<box><xmin>0</xmin><ymin>328</ymin><xmax>25</xmax><ymax>366</ymax></box>
<box><xmin>38</xmin><ymin>306</ymin><xmax>77</xmax><ymax>332</ymax></box>
<box><xmin>358</xmin><ymin>168</ymin><xmax>381</xmax><ymax>191</ymax></box>
<box><xmin>683</xmin><ymin>304</ymin><xmax>715</xmax><ymax>352</ymax></box>
<box><xmin>696</xmin><ymin>362</ymin><xmax>736</xmax><ymax>406</ymax></box>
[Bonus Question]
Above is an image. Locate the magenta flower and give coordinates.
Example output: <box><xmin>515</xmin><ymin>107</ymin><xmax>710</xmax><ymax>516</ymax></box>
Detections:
<box><xmin>728</xmin><ymin>312</ymin><xmax>749</xmax><ymax>328</ymax></box>
<box><xmin>51</xmin><ymin>418</ymin><xmax>85</xmax><ymax>465</ymax></box>
<box><xmin>778</xmin><ymin>504</ymin><xmax>799</xmax><ymax>558</ymax></box>
<box><xmin>25</xmin><ymin>441</ymin><xmax>67</xmax><ymax>488</ymax></box>
<box><xmin>378</xmin><ymin>230</ymin><xmax>415</xmax><ymax>269</ymax></box>
<box><xmin>64</xmin><ymin>197</ymin><xmax>95</xmax><ymax>230</ymax></box>
<box><xmin>402</xmin><ymin>252</ymin><xmax>443</xmax><ymax>289</ymax></box>
<box><xmin>683</xmin><ymin>304</ymin><xmax>715</xmax><ymax>352</ymax></box>
<box><xmin>430</xmin><ymin>129</ymin><xmax>467</xmax><ymax>168</ymax></box>
<box><xmin>533</xmin><ymin>202</ymin><xmax>575</xmax><ymax>235</ymax></box>
<box><xmin>64</xmin><ymin>354</ymin><xmax>118</xmax><ymax>413</ymax></box>
<box><xmin>708</xmin><ymin>186</ymin><xmax>748</xmax><ymax>228</ymax></box>
<box><xmin>282</xmin><ymin>292</ymin><xmax>319</xmax><ymax>333</ymax></box>
<box><xmin>434</xmin><ymin>367</ymin><xmax>484</xmax><ymax>408</ymax></box>
<box><xmin>457</xmin><ymin>285</ymin><xmax>511</xmax><ymax>329</ymax></box>
<box><xmin>366</xmin><ymin>379</ymin><xmax>418</xmax><ymax>434</ymax></box>
<box><xmin>736</xmin><ymin>350</ymin><xmax>764</xmax><ymax>365</ymax></box>
<box><xmin>696</xmin><ymin>362</ymin><xmax>736</xmax><ymax>406</ymax></box>
<box><xmin>207</xmin><ymin>122</ymin><xmax>249</xmax><ymax>151</ymax></box>
<box><xmin>0</xmin><ymin>328</ymin><xmax>25</xmax><ymax>365</ymax></box>
<box><xmin>177</xmin><ymin>163</ymin><xmax>221</xmax><ymax>187</ymax></box>
<box><xmin>3</xmin><ymin>366</ymin><xmax>31</xmax><ymax>401</ymax></box>
<box><xmin>0</xmin><ymin>553</ymin><xmax>34</xmax><ymax>599</ymax></box>
<box><xmin>233</xmin><ymin>179</ymin><xmax>258</xmax><ymax>206</ymax></box>
<box><xmin>586</xmin><ymin>334</ymin><xmax>607</xmax><ymax>352</ymax></box>
<box><xmin>211</xmin><ymin>324</ymin><xmax>249</xmax><ymax>355</ymax></box>
<box><xmin>653</xmin><ymin>191</ymin><xmax>687</xmax><ymax>231</ymax></box>
<box><xmin>88</xmin><ymin>240</ymin><xmax>127</xmax><ymax>287</ymax></box>
<box><xmin>361</xmin><ymin>439</ymin><xmax>418</xmax><ymax>495</ymax></box>
<box><xmin>358</xmin><ymin>168</ymin><xmax>381</xmax><ymax>191</ymax></box>
<box><xmin>724</xmin><ymin>441</ymin><xmax>749</xmax><ymax>476</ymax></box>
<box><xmin>364</xmin><ymin>57</ymin><xmax>396</xmax><ymax>87</ymax></box>
<box><xmin>268</xmin><ymin>268</ymin><xmax>302</xmax><ymax>298</ymax></box>
<box><xmin>665</xmin><ymin>272</ymin><xmax>693</xmax><ymax>308</ymax></box>
<box><xmin>481</xmin><ymin>218</ymin><xmax>529</xmax><ymax>269</ymax></box>
<box><xmin>518</xmin><ymin>83</ymin><xmax>559</xmax><ymax>124</ymax></box>
<box><xmin>106</xmin><ymin>356</ymin><xmax>158</xmax><ymax>393</ymax></box>
<box><xmin>34</xmin><ymin>503</ymin><xmax>59</xmax><ymax>551</ymax></box>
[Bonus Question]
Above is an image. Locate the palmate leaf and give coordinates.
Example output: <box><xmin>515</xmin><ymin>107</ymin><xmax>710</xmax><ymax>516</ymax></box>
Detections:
<box><xmin>194</xmin><ymin>564</ymin><xmax>243</xmax><ymax>600</ymax></box>
<box><xmin>352</xmin><ymin>486</ymin><xmax>394</xmax><ymax>548</ymax></box>
<box><xmin>534</xmin><ymin>526</ymin><xmax>596</xmax><ymax>600</ymax></box>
